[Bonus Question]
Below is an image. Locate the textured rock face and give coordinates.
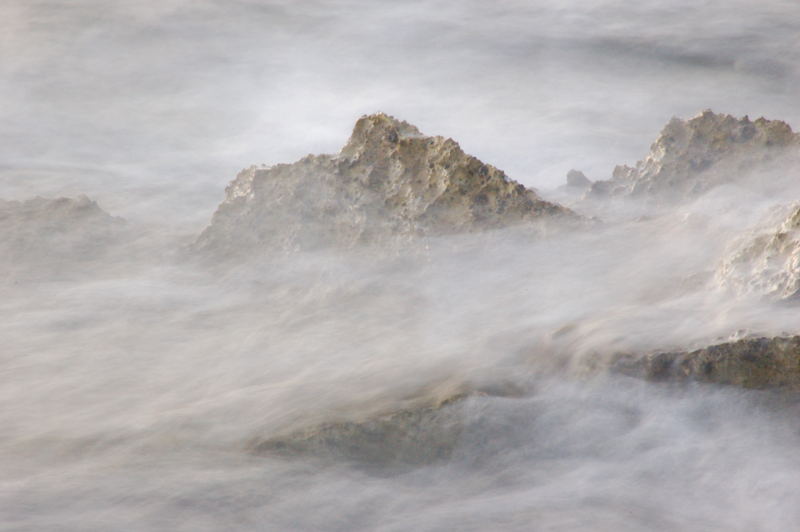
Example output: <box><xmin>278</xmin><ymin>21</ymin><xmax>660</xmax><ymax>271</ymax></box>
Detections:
<box><xmin>613</xmin><ymin>336</ymin><xmax>800</xmax><ymax>390</ymax></box>
<box><xmin>197</xmin><ymin>113</ymin><xmax>574</xmax><ymax>256</ymax></box>
<box><xmin>0</xmin><ymin>196</ymin><xmax>124</xmax><ymax>273</ymax></box>
<box><xmin>715</xmin><ymin>205</ymin><xmax>800</xmax><ymax>300</ymax></box>
<box><xmin>589</xmin><ymin>110</ymin><xmax>800</xmax><ymax>201</ymax></box>
<box><xmin>249</xmin><ymin>382</ymin><xmax>524</xmax><ymax>469</ymax></box>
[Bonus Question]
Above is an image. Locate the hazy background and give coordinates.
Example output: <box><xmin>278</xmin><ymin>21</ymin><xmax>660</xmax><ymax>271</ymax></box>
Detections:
<box><xmin>2</xmin><ymin>0</ymin><xmax>800</xmax><ymax>225</ymax></box>
<box><xmin>4</xmin><ymin>2</ymin><xmax>800</xmax><ymax>531</ymax></box>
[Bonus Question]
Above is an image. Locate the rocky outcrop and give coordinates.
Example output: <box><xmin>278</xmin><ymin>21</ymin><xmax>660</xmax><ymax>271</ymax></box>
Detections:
<box><xmin>612</xmin><ymin>336</ymin><xmax>800</xmax><ymax>390</ymax></box>
<box><xmin>250</xmin><ymin>332</ymin><xmax>800</xmax><ymax>469</ymax></box>
<box><xmin>715</xmin><ymin>204</ymin><xmax>800</xmax><ymax>300</ymax></box>
<box><xmin>0</xmin><ymin>195</ymin><xmax>124</xmax><ymax>275</ymax></box>
<box><xmin>196</xmin><ymin>113</ymin><xmax>576</xmax><ymax>256</ymax></box>
<box><xmin>566</xmin><ymin>169</ymin><xmax>592</xmax><ymax>189</ymax></box>
<box><xmin>589</xmin><ymin>110</ymin><xmax>800</xmax><ymax>202</ymax></box>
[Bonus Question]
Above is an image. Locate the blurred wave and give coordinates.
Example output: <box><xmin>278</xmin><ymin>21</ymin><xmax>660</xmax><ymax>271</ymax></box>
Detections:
<box><xmin>3</xmin><ymin>1</ymin><xmax>800</xmax><ymax>530</ymax></box>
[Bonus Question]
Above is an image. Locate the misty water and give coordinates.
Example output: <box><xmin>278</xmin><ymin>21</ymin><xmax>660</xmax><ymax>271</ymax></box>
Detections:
<box><xmin>3</xmin><ymin>1</ymin><xmax>800</xmax><ymax>531</ymax></box>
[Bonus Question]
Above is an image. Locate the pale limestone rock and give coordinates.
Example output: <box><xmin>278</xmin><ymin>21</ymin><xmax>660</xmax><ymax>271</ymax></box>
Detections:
<box><xmin>589</xmin><ymin>110</ymin><xmax>800</xmax><ymax>201</ymax></box>
<box><xmin>715</xmin><ymin>204</ymin><xmax>800</xmax><ymax>300</ymax></box>
<box><xmin>197</xmin><ymin>113</ymin><xmax>576</xmax><ymax>256</ymax></box>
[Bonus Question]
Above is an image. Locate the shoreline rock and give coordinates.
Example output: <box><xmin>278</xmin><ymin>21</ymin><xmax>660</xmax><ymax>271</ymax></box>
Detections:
<box><xmin>196</xmin><ymin>113</ymin><xmax>577</xmax><ymax>257</ymax></box>
<box><xmin>588</xmin><ymin>110</ymin><xmax>800</xmax><ymax>202</ymax></box>
<box><xmin>249</xmin><ymin>334</ymin><xmax>800</xmax><ymax>469</ymax></box>
<box><xmin>715</xmin><ymin>204</ymin><xmax>800</xmax><ymax>301</ymax></box>
<box><xmin>0</xmin><ymin>195</ymin><xmax>125</xmax><ymax>277</ymax></box>
<box><xmin>248</xmin><ymin>380</ymin><xmax>526</xmax><ymax>469</ymax></box>
<box><xmin>612</xmin><ymin>336</ymin><xmax>800</xmax><ymax>390</ymax></box>
<box><xmin>566</xmin><ymin>169</ymin><xmax>592</xmax><ymax>189</ymax></box>
<box><xmin>249</xmin><ymin>393</ymin><xmax>470</xmax><ymax>470</ymax></box>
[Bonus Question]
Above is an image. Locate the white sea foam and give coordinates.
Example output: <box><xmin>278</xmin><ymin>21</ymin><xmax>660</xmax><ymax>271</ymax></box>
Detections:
<box><xmin>3</xmin><ymin>1</ymin><xmax>800</xmax><ymax>530</ymax></box>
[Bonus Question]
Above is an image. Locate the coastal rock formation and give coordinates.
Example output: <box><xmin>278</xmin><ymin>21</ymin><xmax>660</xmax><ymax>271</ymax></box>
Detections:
<box><xmin>250</xmin><ymin>381</ymin><xmax>525</xmax><ymax>469</ymax></box>
<box><xmin>197</xmin><ymin>113</ymin><xmax>575</xmax><ymax>256</ymax></box>
<box><xmin>0</xmin><ymin>195</ymin><xmax>124</xmax><ymax>276</ymax></box>
<box><xmin>589</xmin><ymin>110</ymin><xmax>800</xmax><ymax>201</ymax></box>
<box><xmin>253</xmin><ymin>330</ymin><xmax>800</xmax><ymax>469</ymax></box>
<box><xmin>612</xmin><ymin>336</ymin><xmax>800</xmax><ymax>390</ymax></box>
<box><xmin>566</xmin><ymin>169</ymin><xmax>592</xmax><ymax>189</ymax></box>
<box><xmin>250</xmin><ymin>394</ymin><xmax>469</xmax><ymax>469</ymax></box>
<box><xmin>714</xmin><ymin>204</ymin><xmax>800</xmax><ymax>300</ymax></box>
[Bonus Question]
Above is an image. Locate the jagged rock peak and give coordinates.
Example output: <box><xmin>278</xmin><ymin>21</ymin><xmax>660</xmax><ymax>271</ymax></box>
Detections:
<box><xmin>589</xmin><ymin>110</ymin><xmax>800</xmax><ymax>201</ymax></box>
<box><xmin>196</xmin><ymin>113</ymin><xmax>576</xmax><ymax>256</ymax></box>
<box><xmin>340</xmin><ymin>113</ymin><xmax>425</xmax><ymax>157</ymax></box>
<box><xmin>715</xmin><ymin>203</ymin><xmax>800</xmax><ymax>301</ymax></box>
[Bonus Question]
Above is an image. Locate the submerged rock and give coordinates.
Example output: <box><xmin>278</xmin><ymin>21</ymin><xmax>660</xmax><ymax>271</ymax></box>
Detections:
<box><xmin>250</xmin><ymin>394</ymin><xmax>469</xmax><ymax>470</ymax></box>
<box><xmin>612</xmin><ymin>336</ymin><xmax>800</xmax><ymax>390</ymax></box>
<box><xmin>715</xmin><ymin>204</ymin><xmax>800</xmax><ymax>300</ymax></box>
<box><xmin>589</xmin><ymin>110</ymin><xmax>800</xmax><ymax>202</ymax></box>
<box><xmin>565</xmin><ymin>169</ymin><xmax>592</xmax><ymax>189</ymax></box>
<box><xmin>251</xmin><ymin>332</ymin><xmax>800</xmax><ymax>469</ymax></box>
<box><xmin>196</xmin><ymin>113</ymin><xmax>576</xmax><ymax>256</ymax></box>
<box><xmin>0</xmin><ymin>195</ymin><xmax>125</xmax><ymax>276</ymax></box>
<box><xmin>249</xmin><ymin>382</ymin><xmax>525</xmax><ymax>470</ymax></box>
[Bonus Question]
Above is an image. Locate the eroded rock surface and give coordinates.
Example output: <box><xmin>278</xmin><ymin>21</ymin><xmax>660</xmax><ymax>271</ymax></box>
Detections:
<box><xmin>715</xmin><ymin>204</ymin><xmax>800</xmax><ymax>300</ymax></box>
<box><xmin>589</xmin><ymin>110</ymin><xmax>800</xmax><ymax>202</ymax></box>
<box><xmin>613</xmin><ymin>336</ymin><xmax>800</xmax><ymax>390</ymax></box>
<box><xmin>197</xmin><ymin>113</ymin><xmax>575</xmax><ymax>256</ymax></box>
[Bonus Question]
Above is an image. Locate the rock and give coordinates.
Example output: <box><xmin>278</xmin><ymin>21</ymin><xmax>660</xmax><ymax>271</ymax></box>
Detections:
<box><xmin>248</xmin><ymin>380</ymin><xmax>525</xmax><ymax>470</ymax></box>
<box><xmin>249</xmin><ymin>394</ymin><xmax>469</xmax><ymax>470</ymax></box>
<box><xmin>196</xmin><ymin>113</ymin><xmax>576</xmax><ymax>256</ymax></box>
<box><xmin>589</xmin><ymin>110</ymin><xmax>800</xmax><ymax>201</ymax></box>
<box><xmin>0</xmin><ymin>195</ymin><xmax>125</xmax><ymax>276</ymax></box>
<box><xmin>612</xmin><ymin>336</ymin><xmax>800</xmax><ymax>390</ymax></box>
<box><xmin>715</xmin><ymin>204</ymin><xmax>800</xmax><ymax>300</ymax></box>
<box><xmin>566</xmin><ymin>169</ymin><xmax>591</xmax><ymax>188</ymax></box>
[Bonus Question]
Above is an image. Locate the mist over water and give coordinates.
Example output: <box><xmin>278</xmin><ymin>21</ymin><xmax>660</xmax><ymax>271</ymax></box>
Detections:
<box><xmin>3</xmin><ymin>1</ymin><xmax>800</xmax><ymax>531</ymax></box>
<box><xmin>4</xmin><ymin>0</ymin><xmax>800</xmax><ymax>213</ymax></box>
